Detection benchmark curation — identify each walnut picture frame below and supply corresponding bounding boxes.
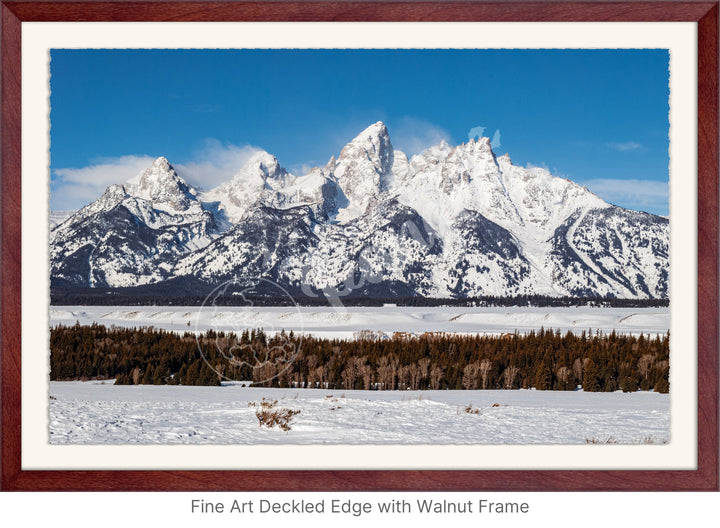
[1,1,717,491]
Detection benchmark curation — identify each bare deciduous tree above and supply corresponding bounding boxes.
[557,365,571,384]
[503,365,519,389]
[398,364,412,390]
[637,354,656,380]
[572,358,584,382]
[429,365,444,390]
[479,359,492,389]
[462,362,480,390]
[309,365,326,389]
[253,360,278,386]
[418,358,431,386]
[358,357,373,390]
[341,356,365,390]
[409,363,423,390]
[377,355,398,390]
[214,363,226,383]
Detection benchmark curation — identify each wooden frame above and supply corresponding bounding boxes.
[1,1,717,491]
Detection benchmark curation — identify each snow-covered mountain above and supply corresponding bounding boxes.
[51,157,217,287]
[50,122,669,299]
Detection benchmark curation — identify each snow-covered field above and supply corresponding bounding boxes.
[49,382,669,445]
[49,305,669,338]
[49,306,669,445]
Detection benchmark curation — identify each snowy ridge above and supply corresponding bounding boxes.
[50,122,669,299]
[49,210,76,230]
[50,305,670,339]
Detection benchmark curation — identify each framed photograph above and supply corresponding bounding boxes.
[1,1,717,491]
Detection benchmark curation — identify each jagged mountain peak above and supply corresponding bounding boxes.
[134,156,178,183]
[131,156,180,190]
[408,140,454,169]
[71,182,129,219]
[465,135,492,149]
[127,156,200,212]
[354,120,389,141]
[337,121,393,174]
[332,122,397,221]
[455,136,497,165]
[198,150,298,226]
[152,155,172,169]
[234,150,289,183]
[410,134,496,169]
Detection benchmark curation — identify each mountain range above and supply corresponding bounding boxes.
[50,122,669,301]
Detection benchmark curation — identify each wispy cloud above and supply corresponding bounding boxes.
[50,141,264,210]
[390,117,452,157]
[525,162,572,180]
[51,155,156,211]
[54,155,155,186]
[607,141,644,152]
[583,178,668,215]
[174,139,263,189]
[289,162,320,177]
[525,161,550,171]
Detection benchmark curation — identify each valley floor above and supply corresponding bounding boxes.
[49,382,669,445]
[49,305,670,338]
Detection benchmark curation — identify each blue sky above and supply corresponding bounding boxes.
[50,49,669,215]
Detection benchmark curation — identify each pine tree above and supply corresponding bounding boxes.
[533,361,552,390]
[654,377,670,393]
[184,361,200,386]
[619,375,638,392]
[141,366,153,385]
[582,359,601,392]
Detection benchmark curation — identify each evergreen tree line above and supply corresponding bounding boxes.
[50,323,669,393]
[50,288,669,308]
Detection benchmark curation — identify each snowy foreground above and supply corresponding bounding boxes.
[50,305,670,338]
[49,382,669,445]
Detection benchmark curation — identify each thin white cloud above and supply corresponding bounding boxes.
[583,178,669,214]
[390,117,452,157]
[174,139,263,190]
[51,155,156,211]
[54,155,155,186]
[289,163,319,177]
[607,141,644,152]
[525,162,573,181]
[525,161,550,171]
[51,141,264,210]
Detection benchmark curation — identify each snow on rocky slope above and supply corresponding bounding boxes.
[49,210,76,230]
[50,122,669,299]
[51,157,217,287]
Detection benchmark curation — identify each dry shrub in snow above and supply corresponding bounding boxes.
[249,398,300,432]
